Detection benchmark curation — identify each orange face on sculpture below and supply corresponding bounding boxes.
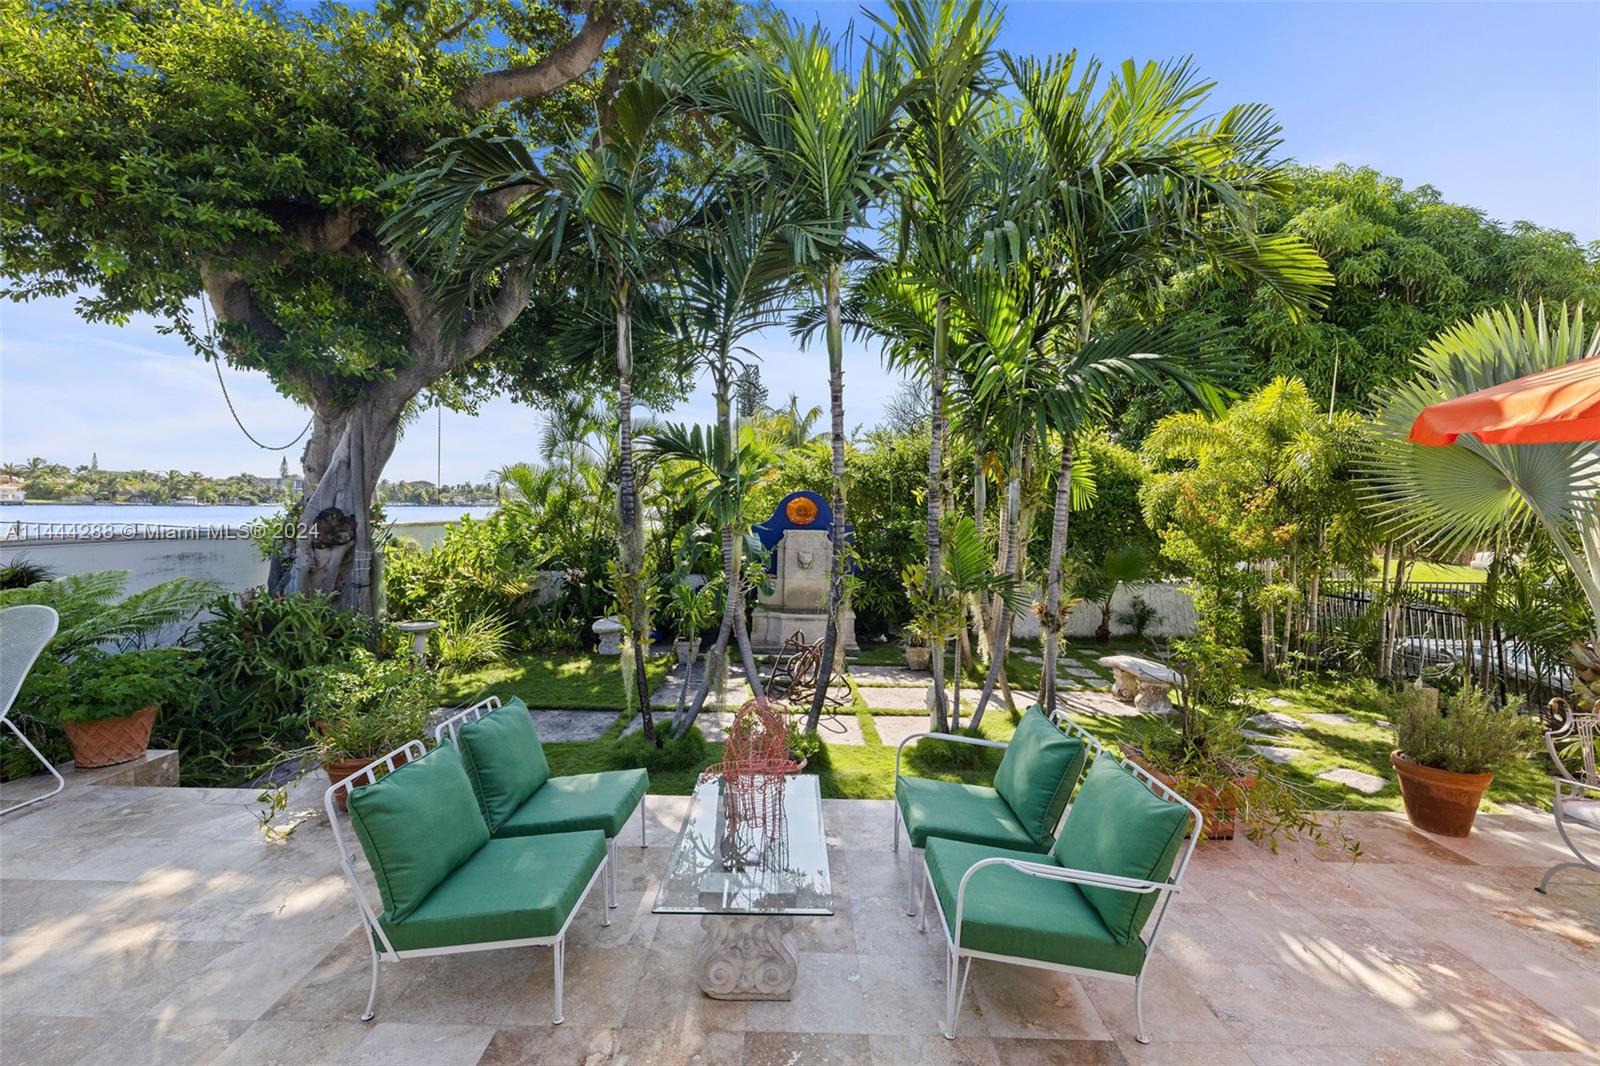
[785,497,819,526]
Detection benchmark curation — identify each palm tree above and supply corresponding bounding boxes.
[666,181,803,723]
[876,0,1000,733]
[385,65,700,743]
[702,18,911,733]
[641,422,779,735]
[1367,304,1600,644]
[990,53,1332,713]
[764,394,824,447]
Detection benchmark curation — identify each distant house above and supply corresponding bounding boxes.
[0,476,23,503]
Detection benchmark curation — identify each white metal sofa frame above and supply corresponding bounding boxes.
[432,696,648,916]
[1,605,63,816]
[923,748,1202,1043]
[325,740,611,1025]
[1537,703,1599,892]
[891,711,1107,921]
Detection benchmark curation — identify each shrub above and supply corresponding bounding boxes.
[1395,681,1541,776]
[903,727,1000,774]
[609,727,708,773]
[307,650,438,762]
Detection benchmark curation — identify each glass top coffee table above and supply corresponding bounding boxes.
[652,773,832,1000]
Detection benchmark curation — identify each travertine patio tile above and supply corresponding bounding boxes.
[84,1018,249,1065]
[743,953,869,1034]
[4,775,1598,1063]
[872,715,934,749]
[987,1037,1127,1064]
[0,1014,128,1066]
[867,1032,1004,1066]
[963,964,1111,1041]
[213,1019,372,1065]
[812,712,866,745]
[743,1030,874,1065]
[144,939,332,1023]
[344,1021,496,1066]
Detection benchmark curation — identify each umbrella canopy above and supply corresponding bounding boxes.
[1409,355,1600,446]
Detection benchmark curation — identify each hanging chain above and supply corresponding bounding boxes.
[202,298,314,452]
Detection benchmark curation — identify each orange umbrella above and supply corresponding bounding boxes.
[1409,355,1600,446]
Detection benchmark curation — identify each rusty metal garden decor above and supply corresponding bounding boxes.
[765,629,849,708]
[702,699,799,870]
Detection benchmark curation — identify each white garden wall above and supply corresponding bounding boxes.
[1009,580,1196,641]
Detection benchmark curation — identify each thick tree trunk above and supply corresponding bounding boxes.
[1040,441,1073,715]
[807,264,848,733]
[615,291,656,743]
[1377,539,1395,677]
[926,296,951,733]
[279,390,405,609]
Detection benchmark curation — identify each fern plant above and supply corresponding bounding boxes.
[0,570,220,656]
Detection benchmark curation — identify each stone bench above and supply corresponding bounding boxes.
[1097,654,1181,715]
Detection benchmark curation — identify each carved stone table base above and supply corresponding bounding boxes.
[694,914,799,1000]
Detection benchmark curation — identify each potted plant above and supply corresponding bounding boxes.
[1390,679,1539,837]
[28,647,199,768]
[901,621,931,672]
[1121,638,1356,853]
[305,649,437,809]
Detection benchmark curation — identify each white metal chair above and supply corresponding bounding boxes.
[1,604,63,816]
[1537,704,1599,892]
[326,741,611,1024]
[892,709,1106,922]
[924,751,1202,1044]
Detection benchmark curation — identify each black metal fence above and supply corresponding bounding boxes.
[1314,579,1573,707]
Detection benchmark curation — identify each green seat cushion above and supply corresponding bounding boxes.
[924,837,1145,976]
[348,744,489,923]
[456,697,550,832]
[1052,753,1192,945]
[378,831,606,952]
[496,769,648,840]
[992,706,1089,847]
[895,775,1039,852]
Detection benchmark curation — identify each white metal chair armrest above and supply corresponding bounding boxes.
[432,695,503,745]
[952,856,1174,939]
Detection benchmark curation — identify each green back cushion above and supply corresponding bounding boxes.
[347,744,489,921]
[1052,753,1192,944]
[457,697,549,831]
[992,707,1089,845]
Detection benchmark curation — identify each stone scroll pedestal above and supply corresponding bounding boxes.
[694,914,799,1000]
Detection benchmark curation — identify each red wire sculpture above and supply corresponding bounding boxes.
[702,699,799,869]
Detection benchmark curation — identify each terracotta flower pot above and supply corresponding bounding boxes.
[325,748,412,812]
[1390,750,1492,838]
[1124,750,1254,840]
[61,704,157,769]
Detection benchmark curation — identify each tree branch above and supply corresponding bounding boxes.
[457,6,616,110]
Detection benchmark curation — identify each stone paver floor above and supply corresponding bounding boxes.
[2,768,1597,1065]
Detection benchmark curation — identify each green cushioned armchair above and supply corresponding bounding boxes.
[893,706,1101,922]
[923,751,1201,1044]
[433,696,649,915]
[325,741,611,1026]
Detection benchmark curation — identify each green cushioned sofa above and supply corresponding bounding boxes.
[433,696,649,916]
[922,749,1202,1044]
[325,740,612,1026]
[892,706,1101,921]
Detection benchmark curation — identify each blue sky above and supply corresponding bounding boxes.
[3,1,1596,482]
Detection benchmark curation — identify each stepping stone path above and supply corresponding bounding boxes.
[1318,767,1388,795]
[849,665,930,688]
[1062,665,1104,680]
[1267,697,1292,708]
[871,716,931,749]
[1062,691,1146,718]
[1307,712,1360,728]
[1251,744,1302,765]
[535,709,626,742]
[809,713,866,746]
[1246,711,1306,733]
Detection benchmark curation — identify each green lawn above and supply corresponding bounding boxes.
[445,648,1553,813]
[441,652,673,710]
[1075,674,1551,814]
